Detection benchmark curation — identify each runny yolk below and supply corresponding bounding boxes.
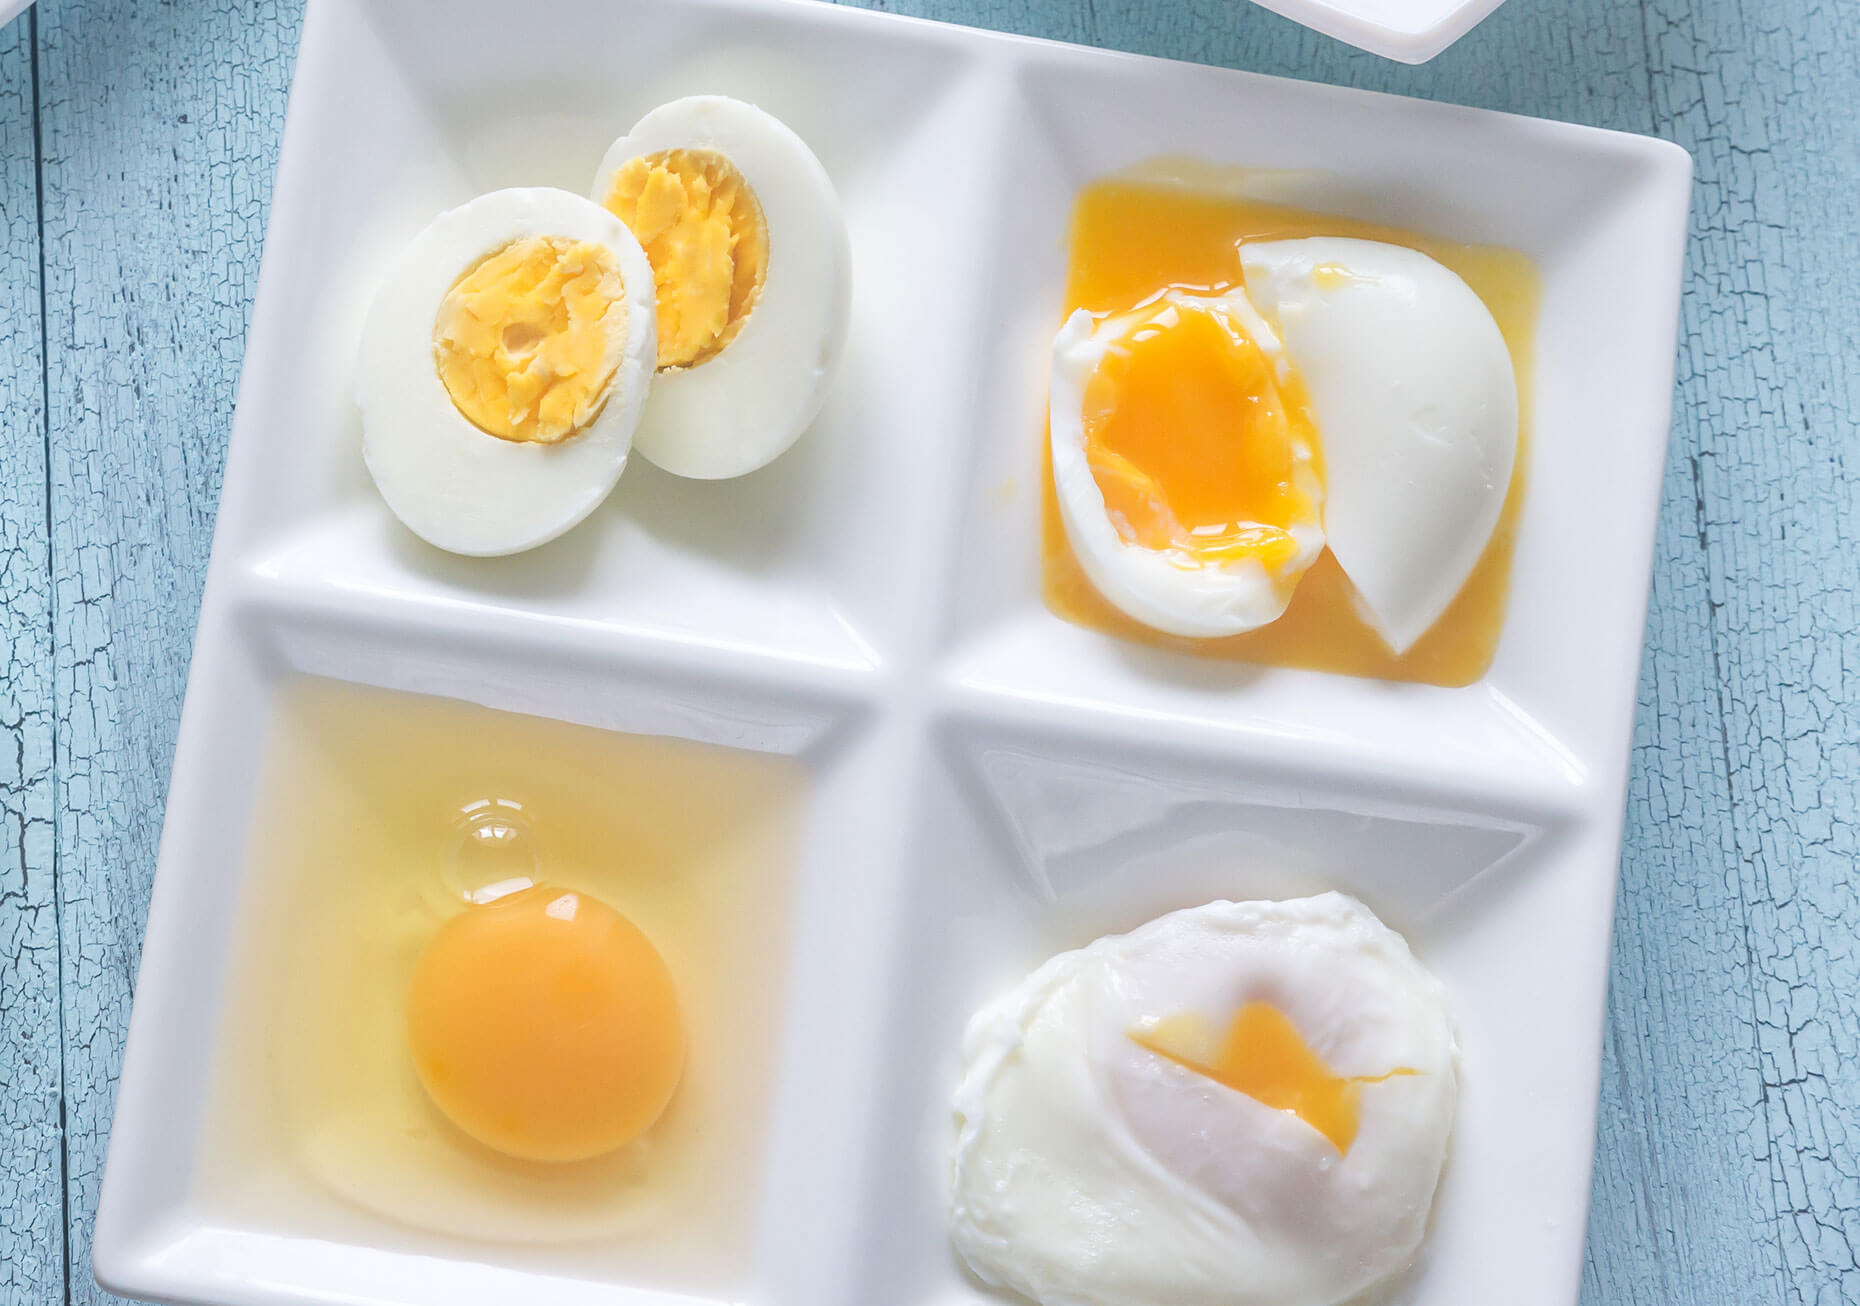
[603,148,769,370]
[406,885,684,1164]
[1045,177,1539,687]
[1083,303,1319,573]
[1130,1001,1413,1154]
[433,236,627,445]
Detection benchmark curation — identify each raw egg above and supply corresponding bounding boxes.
[407,885,684,1164]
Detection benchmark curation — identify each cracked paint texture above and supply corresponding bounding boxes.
[27,0,302,1302]
[0,0,1857,1303]
[1,12,62,1306]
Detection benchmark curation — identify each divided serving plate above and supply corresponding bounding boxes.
[92,1,1692,1304]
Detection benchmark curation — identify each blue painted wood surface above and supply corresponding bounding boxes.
[0,0,1854,1302]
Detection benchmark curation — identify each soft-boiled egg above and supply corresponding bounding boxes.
[1050,233,1518,653]
[592,96,850,479]
[357,187,657,556]
[1240,238,1519,653]
[1050,292,1327,638]
[407,884,684,1164]
[949,894,1457,1306]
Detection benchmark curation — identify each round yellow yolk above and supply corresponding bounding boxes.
[603,149,768,370]
[433,236,627,445]
[1131,1002,1414,1155]
[406,885,684,1163]
[1082,304,1319,571]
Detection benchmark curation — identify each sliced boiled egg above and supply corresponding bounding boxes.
[356,187,657,556]
[592,96,850,480]
[1240,238,1519,654]
[1049,292,1327,638]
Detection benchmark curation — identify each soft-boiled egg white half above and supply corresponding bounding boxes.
[950,894,1458,1306]
[593,95,851,480]
[1052,236,1518,652]
[357,187,657,557]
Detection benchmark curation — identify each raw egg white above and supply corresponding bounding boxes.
[592,96,851,479]
[949,894,1457,1306]
[1049,292,1326,638]
[1240,238,1519,653]
[356,187,657,556]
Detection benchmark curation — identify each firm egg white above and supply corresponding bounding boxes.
[1240,238,1520,654]
[355,187,657,557]
[592,96,851,480]
[1049,294,1327,638]
[949,894,1458,1306]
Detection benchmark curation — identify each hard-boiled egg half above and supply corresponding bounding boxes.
[950,894,1457,1306]
[358,187,657,557]
[1052,236,1518,653]
[592,95,851,480]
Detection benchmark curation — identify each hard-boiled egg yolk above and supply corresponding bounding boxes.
[432,237,627,445]
[603,148,768,370]
[1083,304,1319,572]
[1131,1001,1412,1154]
[406,885,684,1163]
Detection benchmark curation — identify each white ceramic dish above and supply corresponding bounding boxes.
[92,0,1691,1304]
[1250,0,1510,63]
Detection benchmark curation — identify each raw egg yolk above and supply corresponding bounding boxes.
[406,885,684,1163]
[603,148,768,370]
[1083,304,1319,572]
[433,236,627,445]
[1131,1001,1411,1154]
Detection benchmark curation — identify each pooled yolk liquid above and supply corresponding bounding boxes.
[406,885,685,1164]
[433,236,627,445]
[603,148,769,370]
[1048,179,1541,687]
[1085,302,1319,573]
[1131,1001,1415,1155]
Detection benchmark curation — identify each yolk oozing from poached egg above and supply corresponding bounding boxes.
[1083,302,1318,572]
[603,149,769,370]
[1047,177,1540,687]
[406,885,684,1164]
[1131,1001,1414,1155]
[433,237,628,445]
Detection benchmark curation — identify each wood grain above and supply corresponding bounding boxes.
[31,1,301,1300]
[1639,1,1860,1300]
[2,0,1857,1302]
[0,13,63,1306]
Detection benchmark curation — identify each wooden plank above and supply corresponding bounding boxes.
[33,0,301,1300]
[1587,428,1787,1302]
[0,11,65,1306]
[1637,1,1860,1301]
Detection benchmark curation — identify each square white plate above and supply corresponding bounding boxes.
[92,1,1692,1304]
